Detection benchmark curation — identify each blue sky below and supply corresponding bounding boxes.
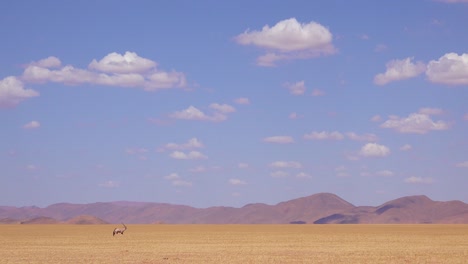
[1,0,468,208]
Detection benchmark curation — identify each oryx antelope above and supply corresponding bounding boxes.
[113,223,127,236]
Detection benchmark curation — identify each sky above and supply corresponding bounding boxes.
[1,0,468,208]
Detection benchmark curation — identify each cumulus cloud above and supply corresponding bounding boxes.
[374,57,426,85]
[304,131,344,140]
[311,88,325,96]
[23,120,40,129]
[22,51,186,91]
[400,144,413,151]
[269,161,302,169]
[164,173,192,186]
[304,131,377,142]
[404,176,434,184]
[189,166,207,173]
[296,172,312,178]
[235,18,336,66]
[263,136,294,144]
[380,109,450,134]
[30,56,62,68]
[170,104,235,122]
[284,81,306,95]
[0,76,39,108]
[371,115,382,122]
[169,151,207,160]
[426,53,468,85]
[289,112,300,119]
[229,178,247,185]
[359,143,390,157]
[164,138,204,151]
[88,51,157,74]
[209,103,236,114]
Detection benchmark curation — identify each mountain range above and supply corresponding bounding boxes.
[1,193,468,224]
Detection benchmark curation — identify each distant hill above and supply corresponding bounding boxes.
[65,215,109,224]
[20,216,61,224]
[1,193,467,224]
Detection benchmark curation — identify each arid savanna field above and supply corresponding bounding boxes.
[1,224,467,263]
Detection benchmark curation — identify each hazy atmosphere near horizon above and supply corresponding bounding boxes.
[1,0,467,208]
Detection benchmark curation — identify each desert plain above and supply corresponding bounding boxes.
[1,224,468,263]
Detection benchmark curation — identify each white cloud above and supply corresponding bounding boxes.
[22,51,186,91]
[170,104,234,122]
[172,180,192,187]
[371,115,382,122]
[374,57,426,85]
[284,81,306,95]
[263,136,294,144]
[209,103,236,114]
[165,173,180,180]
[296,172,312,178]
[0,76,39,108]
[235,18,336,66]
[30,56,62,68]
[404,176,434,184]
[359,143,390,157]
[169,151,207,160]
[269,161,302,169]
[189,166,207,173]
[456,161,468,168]
[400,144,413,151]
[376,170,394,177]
[345,132,378,142]
[311,88,325,96]
[426,53,468,85]
[164,173,192,186]
[270,170,289,178]
[304,131,376,141]
[99,180,119,188]
[23,121,40,129]
[88,51,157,74]
[234,97,250,105]
[170,106,211,121]
[229,178,247,185]
[304,131,344,140]
[380,112,449,134]
[289,112,300,119]
[164,138,204,150]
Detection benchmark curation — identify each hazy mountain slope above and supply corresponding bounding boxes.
[2,193,468,224]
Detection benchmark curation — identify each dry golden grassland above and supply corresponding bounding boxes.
[1,224,467,263]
